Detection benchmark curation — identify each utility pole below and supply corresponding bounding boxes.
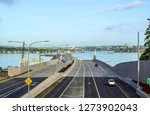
[8,41,26,59]
[137,32,140,86]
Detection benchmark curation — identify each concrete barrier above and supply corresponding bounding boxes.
[113,60,150,84]
[93,59,113,70]
[22,60,77,98]
[8,59,57,77]
[136,88,149,98]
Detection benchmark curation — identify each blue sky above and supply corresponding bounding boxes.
[0,0,150,46]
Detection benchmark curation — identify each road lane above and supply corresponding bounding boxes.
[0,62,60,98]
[36,60,82,98]
[36,60,141,98]
[60,61,83,98]
[84,61,100,98]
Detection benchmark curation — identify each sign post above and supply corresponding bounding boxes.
[25,77,33,96]
[147,78,150,86]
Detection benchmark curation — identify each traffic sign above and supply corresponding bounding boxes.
[25,77,32,85]
[147,78,150,85]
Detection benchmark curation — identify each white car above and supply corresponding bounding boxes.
[108,79,116,86]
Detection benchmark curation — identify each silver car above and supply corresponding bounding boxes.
[108,79,116,86]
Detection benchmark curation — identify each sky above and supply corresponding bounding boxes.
[0,0,150,46]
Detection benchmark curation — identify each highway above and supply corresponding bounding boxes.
[37,60,140,98]
[0,62,63,98]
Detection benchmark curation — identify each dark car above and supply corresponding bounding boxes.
[95,64,98,67]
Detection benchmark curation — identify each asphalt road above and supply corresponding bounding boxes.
[0,63,59,98]
[39,60,140,98]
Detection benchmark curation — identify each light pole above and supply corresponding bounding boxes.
[44,44,69,72]
[27,40,49,95]
[8,41,26,59]
[137,32,140,86]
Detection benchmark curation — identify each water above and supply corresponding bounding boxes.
[73,51,138,66]
[0,51,138,69]
[0,53,52,69]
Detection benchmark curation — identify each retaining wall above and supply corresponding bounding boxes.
[113,60,150,84]
[8,59,57,77]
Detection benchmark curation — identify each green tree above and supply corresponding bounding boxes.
[140,19,150,60]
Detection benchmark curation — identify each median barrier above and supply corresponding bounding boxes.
[22,60,77,98]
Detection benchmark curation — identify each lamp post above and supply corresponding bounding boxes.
[8,41,26,59]
[27,40,49,95]
[44,44,69,72]
[137,32,140,86]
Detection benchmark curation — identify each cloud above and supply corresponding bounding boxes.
[99,1,148,13]
[104,24,130,31]
[0,0,16,4]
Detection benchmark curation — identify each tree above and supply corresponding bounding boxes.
[140,19,150,60]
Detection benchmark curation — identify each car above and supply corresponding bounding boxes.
[95,63,98,67]
[107,79,116,86]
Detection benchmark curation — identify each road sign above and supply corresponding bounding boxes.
[25,77,32,85]
[147,78,150,85]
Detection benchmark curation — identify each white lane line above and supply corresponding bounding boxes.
[0,64,57,97]
[0,68,51,93]
[116,83,129,98]
[59,60,82,98]
[81,61,85,98]
[86,61,101,98]
[97,62,119,78]
[0,81,23,92]
[1,84,27,98]
[99,63,118,77]
[98,65,111,77]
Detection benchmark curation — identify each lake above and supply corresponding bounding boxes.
[0,51,138,69]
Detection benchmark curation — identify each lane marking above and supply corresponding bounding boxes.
[0,69,52,93]
[98,65,111,77]
[1,84,27,98]
[116,83,129,98]
[39,78,64,98]
[81,61,85,98]
[86,61,101,98]
[47,61,79,98]
[96,61,119,78]
[0,81,23,92]
[59,60,82,98]
[0,62,58,97]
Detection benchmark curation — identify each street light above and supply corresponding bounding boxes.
[27,40,49,95]
[44,44,69,72]
[137,32,140,86]
[8,41,26,59]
